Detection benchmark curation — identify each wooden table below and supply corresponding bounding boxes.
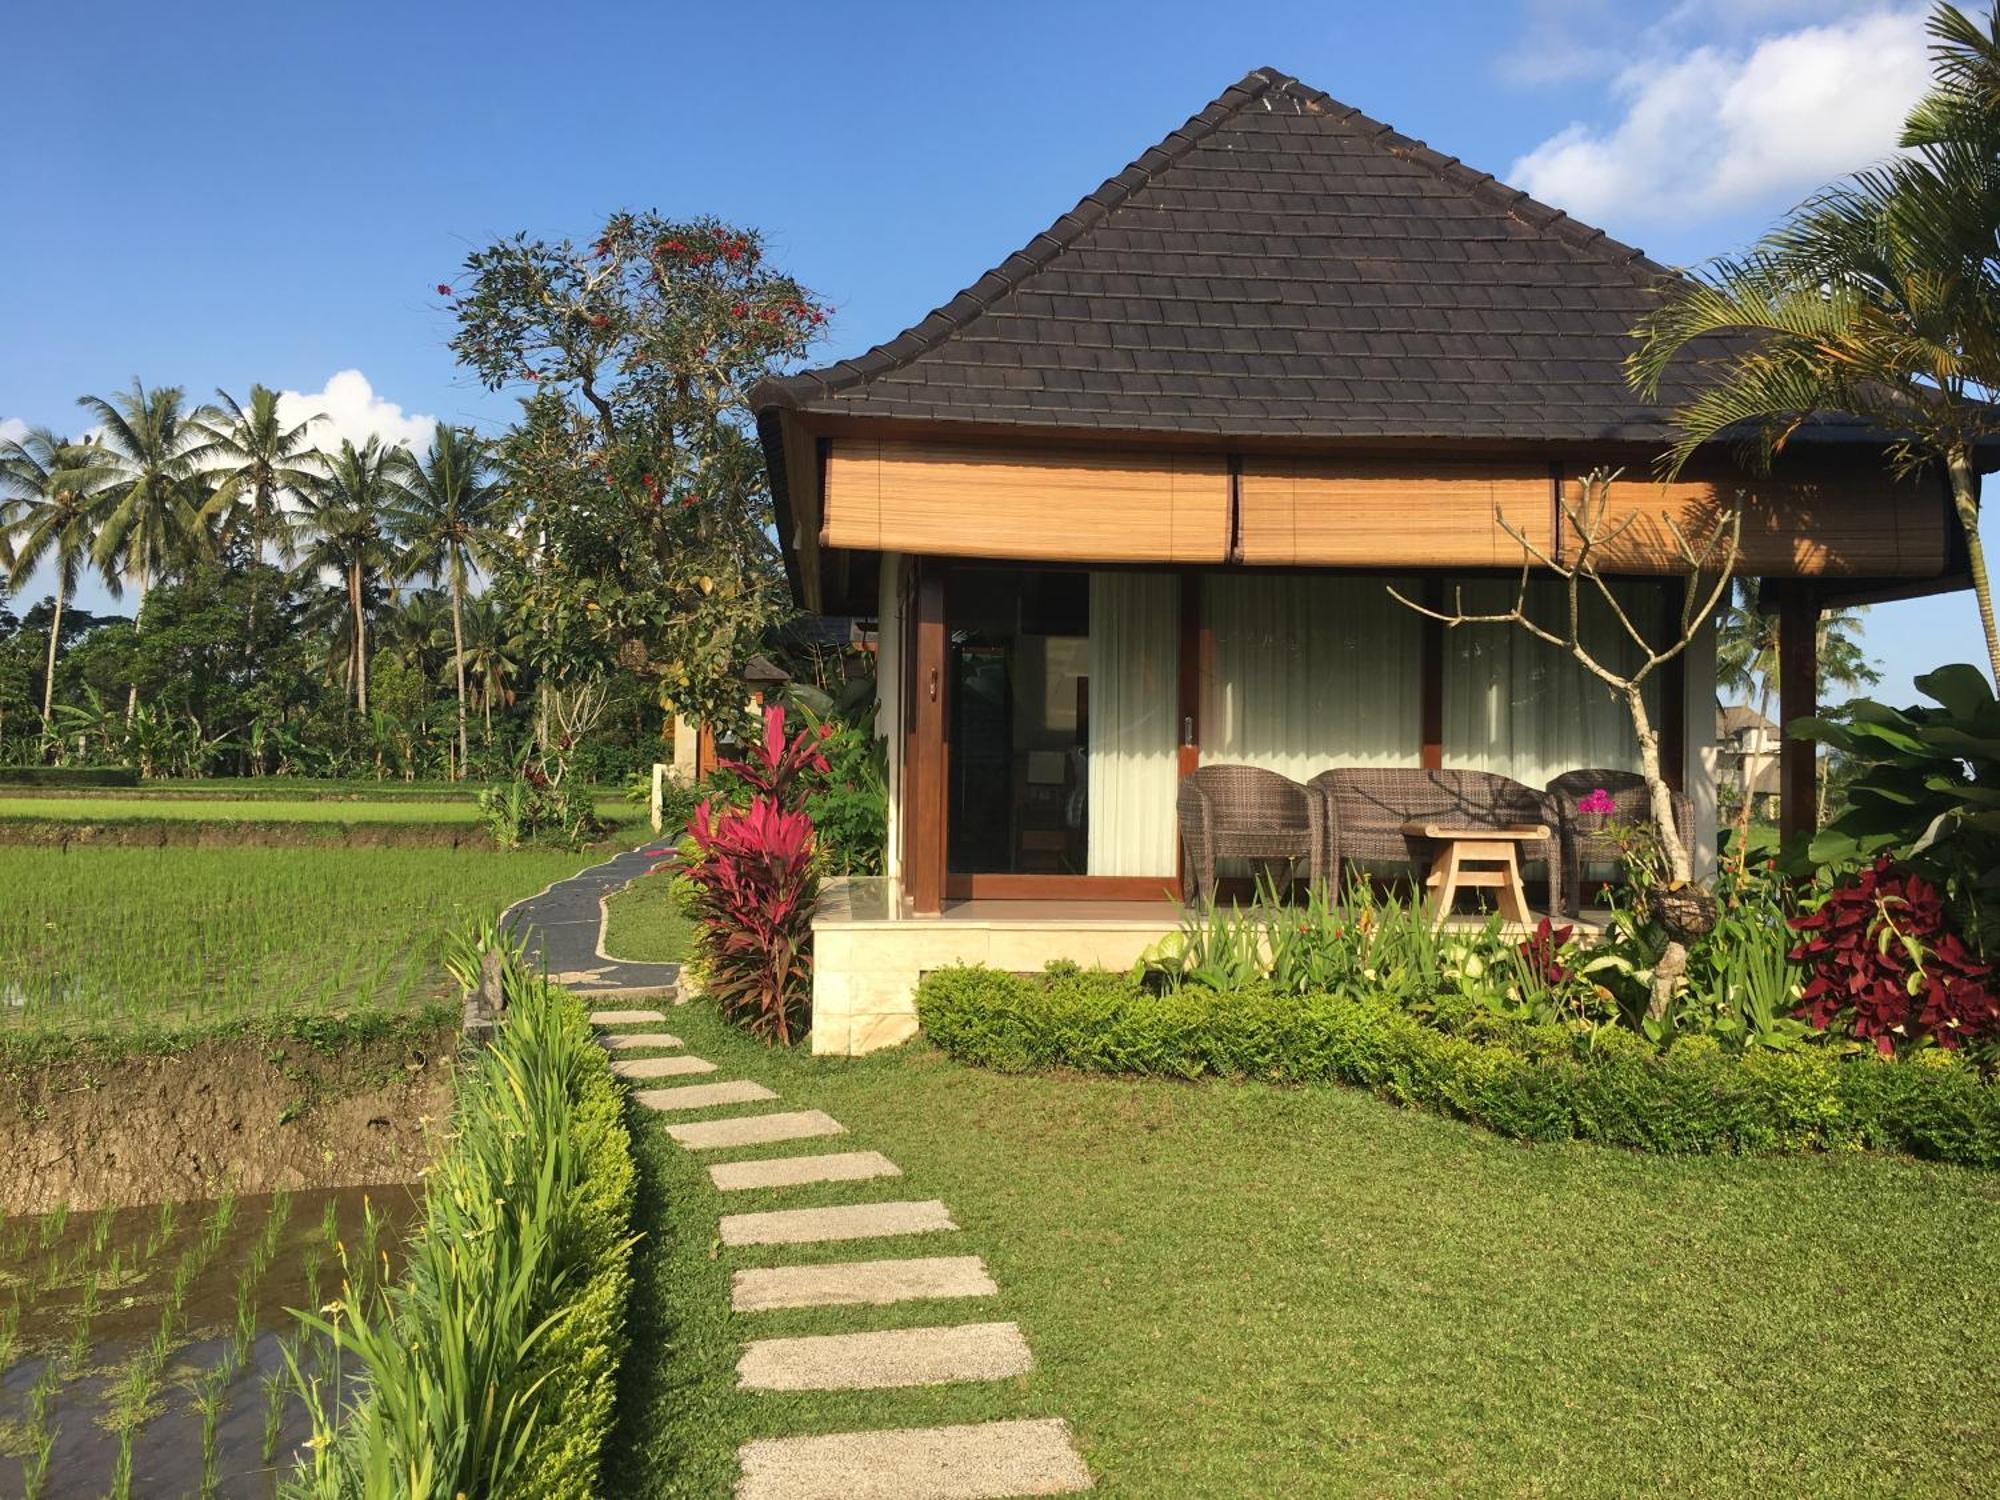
[1400,822,1550,928]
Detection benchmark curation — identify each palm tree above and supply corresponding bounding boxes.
[1717,581,1880,724]
[79,379,213,717]
[385,427,507,778]
[0,430,120,720]
[1629,2,2000,686]
[194,385,323,622]
[460,592,522,742]
[290,438,399,715]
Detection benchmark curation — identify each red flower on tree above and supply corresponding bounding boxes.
[436,283,453,296]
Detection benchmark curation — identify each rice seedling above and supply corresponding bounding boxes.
[0,845,603,1034]
[61,1272,99,1377]
[0,1297,20,1368]
[320,1197,339,1249]
[20,1368,59,1500]
[89,1207,114,1256]
[260,1350,292,1462]
[192,1350,236,1499]
[109,1427,134,1500]
[37,1201,68,1248]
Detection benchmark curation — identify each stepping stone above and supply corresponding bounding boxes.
[708,1150,901,1192]
[719,1200,956,1248]
[664,1110,843,1150]
[732,1255,998,1312]
[738,1321,1032,1391]
[636,1080,776,1113]
[589,1008,666,1025]
[609,1053,716,1080]
[598,1032,683,1050]
[737,1419,1092,1500]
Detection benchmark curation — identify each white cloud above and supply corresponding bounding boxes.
[0,417,28,447]
[1507,7,1930,225]
[274,369,437,458]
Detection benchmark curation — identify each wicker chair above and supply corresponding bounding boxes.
[1175,765,1323,905]
[1307,767,1566,917]
[1546,769,1694,915]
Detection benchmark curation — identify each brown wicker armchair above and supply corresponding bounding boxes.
[1307,767,1567,917]
[1546,769,1694,915]
[1176,765,1323,905]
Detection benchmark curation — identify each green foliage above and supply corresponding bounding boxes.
[801,717,886,876]
[1795,663,2000,954]
[918,964,2000,1165]
[449,211,827,731]
[478,773,607,851]
[289,940,635,1498]
[0,764,138,787]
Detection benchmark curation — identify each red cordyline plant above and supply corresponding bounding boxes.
[1788,857,2000,1056]
[685,705,829,1045]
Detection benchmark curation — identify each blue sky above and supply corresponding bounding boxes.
[0,0,1981,703]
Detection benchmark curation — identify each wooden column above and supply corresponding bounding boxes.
[906,562,949,915]
[1778,582,1819,845]
[1419,577,1445,769]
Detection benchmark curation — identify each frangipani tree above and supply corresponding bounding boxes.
[1392,469,1742,1020]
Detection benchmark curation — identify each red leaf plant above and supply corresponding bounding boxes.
[684,705,830,1045]
[1517,917,1574,988]
[1787,857,2000,1055]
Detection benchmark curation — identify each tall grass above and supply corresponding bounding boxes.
[0,846,598,1033]
[288,942,635,1499]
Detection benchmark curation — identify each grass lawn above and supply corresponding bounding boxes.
[601,865,696,964]
[0,845,604,1036]
[605,1001,2000,1498]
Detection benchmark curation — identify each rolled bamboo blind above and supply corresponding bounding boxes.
[821,439,1230,562]
[1237,456,1555,567]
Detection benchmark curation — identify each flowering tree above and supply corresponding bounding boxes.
[447,212,828,734]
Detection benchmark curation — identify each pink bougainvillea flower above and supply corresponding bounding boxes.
[1577,787,1617,816]
[435,283,453,296]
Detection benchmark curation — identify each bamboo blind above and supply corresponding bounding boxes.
[1559,471,1945,577]
[821,439,1231,563]
[1237,456,1556,567]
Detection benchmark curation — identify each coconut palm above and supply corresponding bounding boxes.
[1629,1,2000,686]
[1717,581,1880,723]
[0,429,120,720]
[460,592,522,741]
[79,379,213,717]
[289,438,400,715]
[385,427,507,778]
[194,385,323,618]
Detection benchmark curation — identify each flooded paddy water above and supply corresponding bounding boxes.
[0,1184,420,1497]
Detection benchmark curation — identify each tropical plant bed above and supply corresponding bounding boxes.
[606,1000,2000,1498]
[0,1183,419,1498]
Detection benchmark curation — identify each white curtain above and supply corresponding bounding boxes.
[1443,577,1658,787]
[1201,574,1423,776]
[1087,573,1180,875]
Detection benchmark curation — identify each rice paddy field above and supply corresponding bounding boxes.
[0,793,636,824]
[0,844,603,1035]
[0,1185,416,1498]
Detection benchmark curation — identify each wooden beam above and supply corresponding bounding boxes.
[907,562,949,915]
[1778,582,1819,845]
[1419,577,1444,770]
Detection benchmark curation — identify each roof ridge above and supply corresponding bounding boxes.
[759,67,1295,407]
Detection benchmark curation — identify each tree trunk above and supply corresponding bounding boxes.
[449,574,469,781]
[42,578,64,722]
[349,563,369,716]
[1627,685,1692,1023]
[1948,447,2000,688]
[125,567,147,725]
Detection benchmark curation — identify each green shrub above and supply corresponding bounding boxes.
[289,944,635,1497]
[917,965,2000,1167]
[0,765,140,787]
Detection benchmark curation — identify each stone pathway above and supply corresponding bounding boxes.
[502,844,683,998]
[509,846,1091,1498]
[592,1015,1094,1498]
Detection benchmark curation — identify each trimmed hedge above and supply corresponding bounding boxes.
[293,957,636,1497]
[917,966,2000,1168]
[0,765,139,787]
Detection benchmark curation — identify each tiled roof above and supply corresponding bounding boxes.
[754,67,1836,445]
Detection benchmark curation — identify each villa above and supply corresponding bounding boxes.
[752,68,1971,1054]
